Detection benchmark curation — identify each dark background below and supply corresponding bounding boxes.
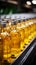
[0,0,36,14]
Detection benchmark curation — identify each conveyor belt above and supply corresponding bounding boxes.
[11,37,36,65]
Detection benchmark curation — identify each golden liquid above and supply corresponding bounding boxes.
[10,30,21,48]
[0,18,36,63]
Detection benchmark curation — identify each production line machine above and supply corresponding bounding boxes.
[0,14,36,65]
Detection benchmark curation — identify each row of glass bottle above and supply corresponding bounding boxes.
[0,17,36,63]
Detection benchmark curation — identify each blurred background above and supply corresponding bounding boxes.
[0,0,36,14]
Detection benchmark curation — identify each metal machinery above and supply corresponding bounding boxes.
[0,14,36,65]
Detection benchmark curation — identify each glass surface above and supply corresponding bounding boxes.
[0,16,36,65]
